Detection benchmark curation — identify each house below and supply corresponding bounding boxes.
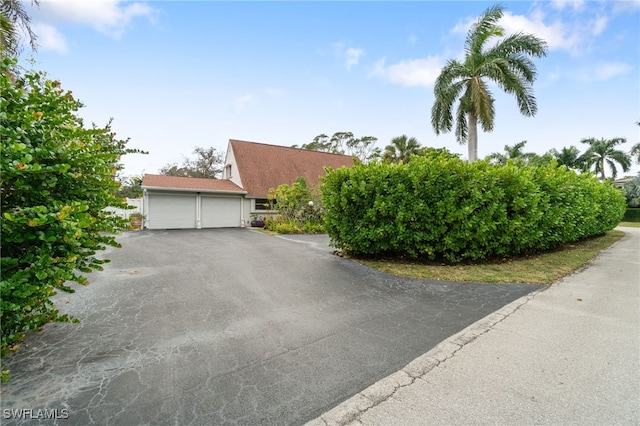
[141,139,355,229]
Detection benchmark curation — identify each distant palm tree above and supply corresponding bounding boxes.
[0,0,39,58]
[579,137,631,180]
[631,143,640,163]
[383,135,421,163]
[431,4,547,162]
[548,146,583,170]
[486,140,538,166]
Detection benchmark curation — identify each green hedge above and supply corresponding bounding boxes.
[322,155,626,262]
[622,208,640,222]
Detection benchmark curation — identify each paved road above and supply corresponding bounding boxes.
[1,229,538,425]
[308,227,640,425]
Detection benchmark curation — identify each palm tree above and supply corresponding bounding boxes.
[486,140,538,166]
[631,143,640,163]
[382,135,421,163]
[431,4,547,162]
[0,0,39,58]
[548,145,584,170]
[579,137,631,180]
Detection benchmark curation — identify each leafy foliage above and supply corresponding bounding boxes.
[115,174,143,198]
[431,4,547,162]
[295,131,380,163]
[0,0,39,58]
[578,137,631,180]
[547,145,584,171]
[159,146,224,179]
[266,177,324,233]
[0,58,143,356]
[322,153,625,262]
[623,177,640,208]
[382,135,421,164]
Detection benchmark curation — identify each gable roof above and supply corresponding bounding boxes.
[142,174,246,194]
[228,139,355,196]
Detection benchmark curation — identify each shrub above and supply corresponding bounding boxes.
[1,58,143,356]
[322,154,625,262]
[622,208,640,222]
[266,177,325,234]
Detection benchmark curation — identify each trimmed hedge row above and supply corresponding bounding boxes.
[322,155,626,262]
[622,208,640,222]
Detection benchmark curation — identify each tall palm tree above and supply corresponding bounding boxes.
[382,135,421,163]
[0,0,39,58]
[431,4,547,162]
[579,137,631,180]
[548,145,583,170]
[486,140,538,165]
[631,143,640,164]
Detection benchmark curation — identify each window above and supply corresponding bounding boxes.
[253,198,274,211]
[225,165,232,178]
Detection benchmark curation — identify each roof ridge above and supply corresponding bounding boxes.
[229,139,355,159]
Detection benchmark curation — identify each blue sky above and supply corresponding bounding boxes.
[21,0,640,178]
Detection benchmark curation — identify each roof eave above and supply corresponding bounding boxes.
[142,185,247,195]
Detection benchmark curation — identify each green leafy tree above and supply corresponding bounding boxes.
[623,177,640,208]
[579,137,631,180]
[1,0,39,58]
[382,135,421,163]
[547,146,584,170]
[486,140,540,166]
[159,146,224,179]
[295,131,380,163]
[1,58,144,359]
[115,174,144,198]
[431,4,547,162]
[631,120,640,163]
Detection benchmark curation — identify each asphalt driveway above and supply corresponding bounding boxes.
[1,229,539,425]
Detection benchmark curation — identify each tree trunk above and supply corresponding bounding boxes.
[600,159,606,180]
[467,112,478,162]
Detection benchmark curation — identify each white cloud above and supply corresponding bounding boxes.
[37,1,156,38]
[579,62,633,82]
[345,47,364,70]
[333,42,365,70]
[370,56,443,87]
[31,22,67,53]
[550,0,586,11]
[234,94,255,111]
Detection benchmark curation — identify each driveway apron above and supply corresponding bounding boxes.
[0,229,539,425]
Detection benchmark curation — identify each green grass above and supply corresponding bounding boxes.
[356,230,625,284]
[618,222,640,228]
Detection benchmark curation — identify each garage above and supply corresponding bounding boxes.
[142,175,246,230]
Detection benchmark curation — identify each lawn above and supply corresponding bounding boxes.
[618,222,640,228]
[356,230,625,285]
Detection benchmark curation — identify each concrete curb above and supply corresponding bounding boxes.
[304,286,547,426]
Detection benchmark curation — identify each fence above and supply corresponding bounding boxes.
[105,198,143,220]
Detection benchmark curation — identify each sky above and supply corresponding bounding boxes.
[18,0,640,178]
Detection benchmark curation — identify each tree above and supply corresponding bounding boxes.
[631,120,640,163]
[631,143,640,164]
[578,137,631,180]
[116,174,144,198]
[431,4,547,162]
[547,146,584,170]
[1,0,39,58]
[382,135,421,163]
[1,58,144,358]
[623,177,640,208]
[159,146,224,179]
[486,140,539,166]
[295,131,380,163]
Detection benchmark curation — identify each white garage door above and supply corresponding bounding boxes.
[201,196,241,228]
[148,194,197,229]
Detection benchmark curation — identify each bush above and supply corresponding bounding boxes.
[322,154,625,262]
[265,216,325,234]
[1,58,142,356]
[265,177,325,234]
[622,208,640,222]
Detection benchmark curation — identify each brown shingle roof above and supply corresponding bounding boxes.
[142,174,246,193]
[229,139,355,196]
